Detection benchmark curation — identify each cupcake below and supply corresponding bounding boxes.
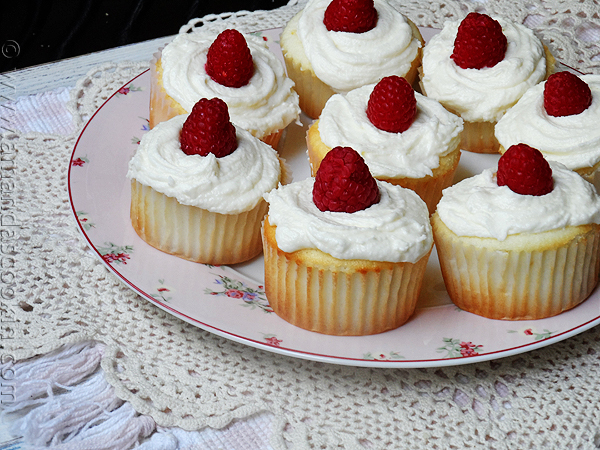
[128,98,285,265]
[496,72,600,190]
[420,12,555,154]
[280,0,424,119]
[432,144,600,320]
[307,75,463,214]
[263,147,433,335]
[150,28,300,148]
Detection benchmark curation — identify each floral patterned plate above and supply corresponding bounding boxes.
[68,27,600,368]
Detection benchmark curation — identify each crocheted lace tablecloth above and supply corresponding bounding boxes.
[2,0,600,448]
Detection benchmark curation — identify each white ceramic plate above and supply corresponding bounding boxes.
[68,27,600,368]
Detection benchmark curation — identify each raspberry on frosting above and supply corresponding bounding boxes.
[366,75,417,133]
[543,71,593,117]
[313,146,380,213]
[205,29,254,88]
[497,143,553,196]
[323,0,378,33]
[451,12,507,69]
[179,98,238,158]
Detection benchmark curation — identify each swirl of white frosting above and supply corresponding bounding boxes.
[264,178,433,263]
[127,114,281,215]
[160,31,300,138]
[318,84,463,178]
[421,18,547,122]
[495,75,600,170]
[436,163,600,241]
[297,0,421,93]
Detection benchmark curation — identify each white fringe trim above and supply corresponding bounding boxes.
[0,342,155,449]
[0,342,274,450]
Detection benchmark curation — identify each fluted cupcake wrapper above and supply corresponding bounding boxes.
[149,50,187,130]
[432,213,600,320]
[459,120,499,154]
[130,180,267,265]
[262,218,431,335]
[282,49,335,120]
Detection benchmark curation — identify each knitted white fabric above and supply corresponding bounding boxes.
[2,0,600,448]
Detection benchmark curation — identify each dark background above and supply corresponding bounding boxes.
[0,0,289,73]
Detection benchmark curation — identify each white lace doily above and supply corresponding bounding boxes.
[3,0,600,448]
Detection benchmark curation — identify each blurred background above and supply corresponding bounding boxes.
[0,0,290,73]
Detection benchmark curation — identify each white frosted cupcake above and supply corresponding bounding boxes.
[128,98,285,265]
[496,73,600,189]
[307,76,463,214]
[420,12,554,153]
[151,28,300,148]
[432,144,600,320]
[280,0,423,119]
[263,147,432,335]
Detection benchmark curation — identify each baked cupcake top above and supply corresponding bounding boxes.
[264,177,432,263]
[127,113,281,215]
[421,17,547,122]
[318,83,463,178]
[495,74,600,171]
[436,162,600,241]
[159,30,300,138]
[296,0,421,93]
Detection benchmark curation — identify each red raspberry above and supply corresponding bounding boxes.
[205,29,254,88]
[497,144,553,196]
[179,98,238,158]
[543,71,593,117]
[451,12,507,69]
[313,147,380,213]
[366,75,417,133]
[323,0,378,34]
